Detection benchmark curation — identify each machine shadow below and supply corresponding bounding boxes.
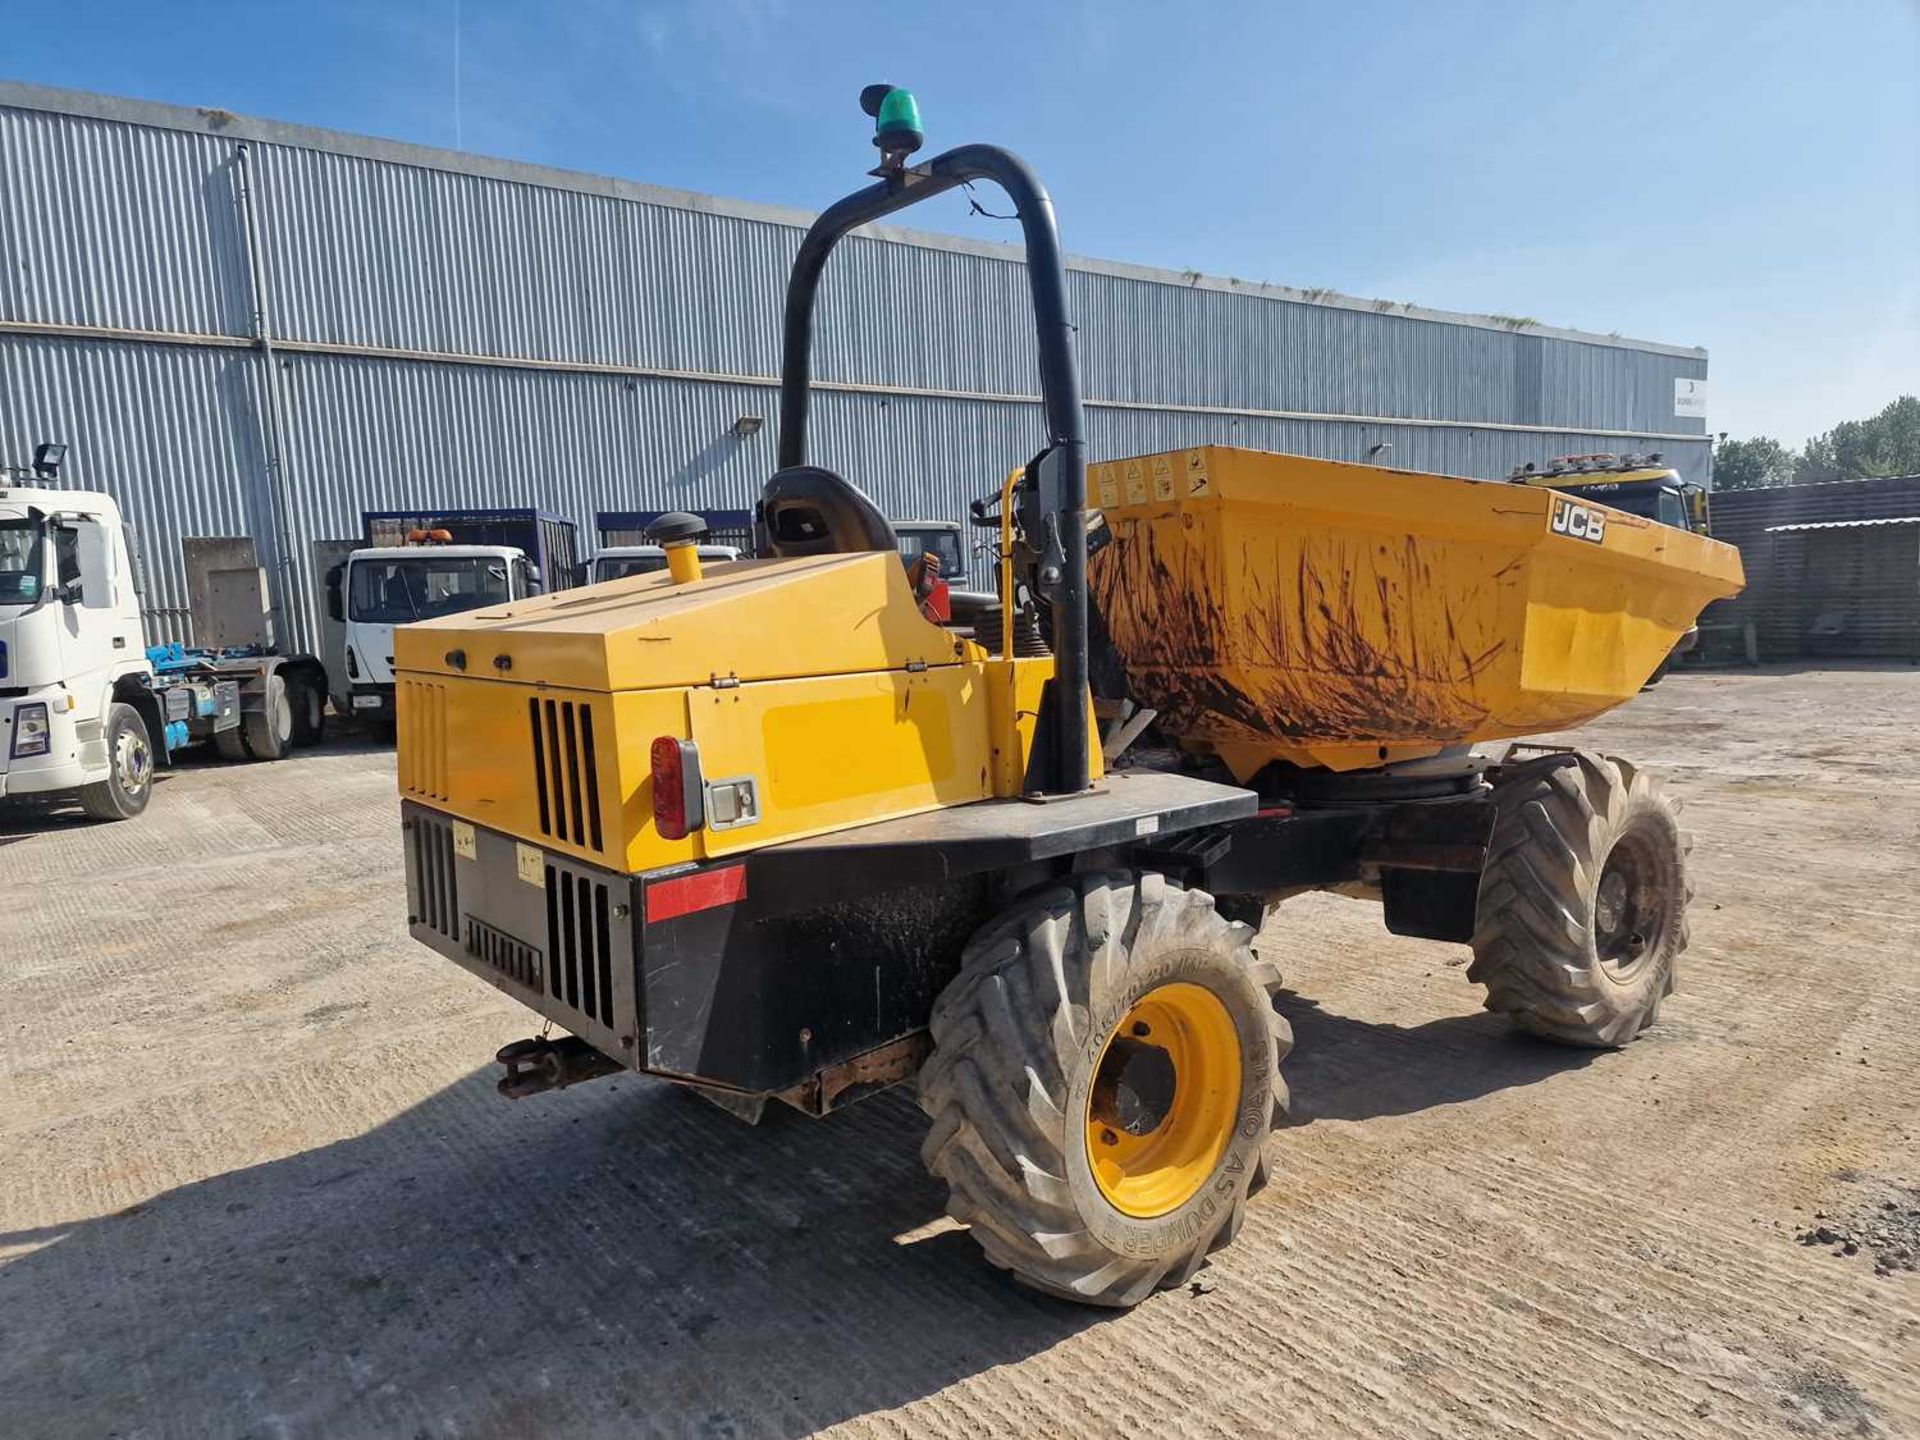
[1273,991,1602,1125]
[0,1068,1102,1438]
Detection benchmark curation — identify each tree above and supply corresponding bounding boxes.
[1795,395,1920,483]
[1713,434,1796,491]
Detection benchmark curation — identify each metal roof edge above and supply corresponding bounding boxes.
[0,78,1707,362]
[1764,517,1920,532]
[1726,474,1920,495]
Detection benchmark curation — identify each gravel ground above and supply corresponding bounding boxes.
[1,666,1916,1439]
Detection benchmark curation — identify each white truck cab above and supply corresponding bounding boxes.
[0,479,155,817]
[334,542,542,733]
[589,543,742,584]
[4,445,333,821]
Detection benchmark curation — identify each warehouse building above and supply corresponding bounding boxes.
[0,81,1713,652]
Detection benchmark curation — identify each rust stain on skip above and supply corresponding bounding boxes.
[1089,516,1506,754]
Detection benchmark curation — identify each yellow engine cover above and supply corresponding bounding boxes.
[393,551,1070,872]
[1090,446,1745,777]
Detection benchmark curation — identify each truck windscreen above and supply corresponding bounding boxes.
[349,555,510,623]
[1563,485,1658,521]
[595,555,669,582]
[0,518,44,605]
[1561,483,1691,531]
[898,529,966,581]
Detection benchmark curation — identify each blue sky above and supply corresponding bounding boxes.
[5,1,1916,445]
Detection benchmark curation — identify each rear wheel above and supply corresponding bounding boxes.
[78,703,154,821]
[1469,752,1691,1047]
[918,871,1290,1307]
[242,673,293,760]
[288,673,326,746]
[214,724,249,761]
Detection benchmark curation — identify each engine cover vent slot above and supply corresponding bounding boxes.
[528,697,605,852]
[545,864,615,1028]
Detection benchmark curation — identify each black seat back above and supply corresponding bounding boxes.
[757,466,897,558]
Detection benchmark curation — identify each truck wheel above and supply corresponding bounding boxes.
[241,673,293,761]
[78,703,154,821]
[1470,753,1691,1047]
[214,724,249,761]
[288,674,326,746]
[918,871,1290,1307]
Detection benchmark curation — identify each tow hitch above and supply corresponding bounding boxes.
[495,1035,623,1099]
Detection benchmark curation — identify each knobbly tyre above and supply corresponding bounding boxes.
[390,87,1745,1305]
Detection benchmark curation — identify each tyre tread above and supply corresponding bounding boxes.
[919,871,1288,1306]
[1471,751,1690,1047]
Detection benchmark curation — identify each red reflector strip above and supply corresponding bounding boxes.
[646,864,748,924]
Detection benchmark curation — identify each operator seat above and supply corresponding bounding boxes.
[757,465,897,558]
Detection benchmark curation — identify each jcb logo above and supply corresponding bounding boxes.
[1550,498,1607,545]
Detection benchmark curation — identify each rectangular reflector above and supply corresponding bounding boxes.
[646,864,747,924]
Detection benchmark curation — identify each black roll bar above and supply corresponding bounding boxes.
[777,145,1091,796]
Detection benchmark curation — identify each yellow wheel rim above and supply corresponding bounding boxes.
[1085,981,1243,1218]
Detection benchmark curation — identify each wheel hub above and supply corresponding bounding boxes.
[116,730,151,790]
[1085,982,1242,1219]
[1595,834,1662,979]
[1089,1034,1178,1137]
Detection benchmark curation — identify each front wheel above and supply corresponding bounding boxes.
[1470,752,1692,1047]
[78,702,154,821]
[918,871,1290,1307]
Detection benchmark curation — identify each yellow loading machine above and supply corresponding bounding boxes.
[394,87,1744,1307]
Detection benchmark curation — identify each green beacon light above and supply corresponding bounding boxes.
[860,83,924,160]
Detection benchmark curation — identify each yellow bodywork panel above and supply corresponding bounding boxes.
[1090,445,1745,776]
[399,673,689,870]
[394,550,1079,869]
[686,667,990,858]
[397,551,970,691]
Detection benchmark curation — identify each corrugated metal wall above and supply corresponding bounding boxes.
[0,84,1711,651]
[1702,477,1920,661]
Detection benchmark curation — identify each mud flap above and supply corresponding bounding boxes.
[1381,867,1482,943]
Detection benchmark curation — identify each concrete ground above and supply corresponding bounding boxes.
[1,667,1916,1439]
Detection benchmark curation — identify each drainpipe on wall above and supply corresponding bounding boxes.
[231,141,304,653]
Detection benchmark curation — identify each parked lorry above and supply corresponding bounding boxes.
[326,509,578,735]
[588,542,742,584]
[390,92,1743,1306]
[595,510,964,584]
[1,445,328,821]
[598,509,753,555]
[892,518,969,586]
[364,508,581,585]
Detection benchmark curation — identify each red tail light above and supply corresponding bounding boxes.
[651,736,705,840]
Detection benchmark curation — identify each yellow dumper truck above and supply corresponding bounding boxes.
[391,88,1743,1306]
